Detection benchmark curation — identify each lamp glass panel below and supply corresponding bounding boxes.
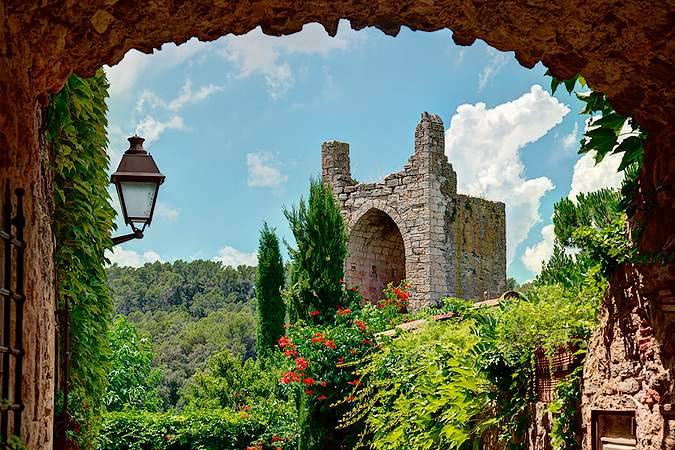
[120,181,157,222]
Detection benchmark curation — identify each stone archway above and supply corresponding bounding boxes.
[346,208,406,302]
[1,2,674,448]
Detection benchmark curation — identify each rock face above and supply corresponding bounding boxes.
[582,265,674,450]
[323,113,506,309]
[0,1,673,448]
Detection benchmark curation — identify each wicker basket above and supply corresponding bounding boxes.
[534,345,580,402]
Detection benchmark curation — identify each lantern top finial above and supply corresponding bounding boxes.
[127,135,147,154]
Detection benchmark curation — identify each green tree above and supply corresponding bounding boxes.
[106,316,161,411]
[284,178,348,323]
[255,223,286,357]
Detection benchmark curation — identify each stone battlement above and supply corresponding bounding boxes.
[322,112,506,310]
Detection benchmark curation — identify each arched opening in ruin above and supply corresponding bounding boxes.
[346,208,406,302]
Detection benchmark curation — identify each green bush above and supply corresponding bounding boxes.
[98,405,298,450]
[341,321,492,450]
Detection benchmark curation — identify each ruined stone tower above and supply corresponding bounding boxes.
[322,112,506,310]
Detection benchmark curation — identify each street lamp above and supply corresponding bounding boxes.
[110,136,165,245]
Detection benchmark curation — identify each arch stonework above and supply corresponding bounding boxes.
[0,2,673,448]
[346,207,408,302]
[325,113,506,310]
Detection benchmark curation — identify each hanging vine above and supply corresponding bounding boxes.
[44,69,116,445]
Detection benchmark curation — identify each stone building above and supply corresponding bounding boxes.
[322,112,506,310]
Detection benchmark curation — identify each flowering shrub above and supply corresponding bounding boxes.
[275,281,412,448]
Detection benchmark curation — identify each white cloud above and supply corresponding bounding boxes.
[105,38,208,97]
[155,202,180,222]
[105,248,163,267]
[521,224,555,274]
[567,151,623,200]
[213,246,257,267]
[561,122,579,151]
[135,115,185,145]
[246,152,288,188]
[167,81,223,111]
[219,21,358,98]
[478,48,509,92]
[445,85,570,264]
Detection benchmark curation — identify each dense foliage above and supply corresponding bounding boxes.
[108,260,258,408]
[256,223,286,357]
[108,260,255,315]
[105,316,161,412]
[343,321,491,450]
[45,70,116,444]
[98,407,298,450]
[284,178,348,324]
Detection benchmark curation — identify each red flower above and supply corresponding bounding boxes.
[280,371,301,384]
[354,320,367,332]
[284,348,298,358]
[349,349,357,355]
[271,436,284,443]
[337,307,351,316]
[278,336,291,348]
[243,405,251,411]
[321,380,327,387]
[324,339,337,349]
[295,357,309,371]
[347,396,355,402]
[361,339,372,345]
[311,332,324,344]
[303,377,316,386]
[347,379,361,386]
[336,357,345,366]
[309,310,320,317]
[317,394,327,401]
[305,389,314,396]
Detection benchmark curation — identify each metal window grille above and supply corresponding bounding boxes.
[0,181,25,447]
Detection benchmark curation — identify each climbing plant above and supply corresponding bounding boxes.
[44,70,116,443]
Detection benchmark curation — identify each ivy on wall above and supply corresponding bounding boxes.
[44,70,116,441]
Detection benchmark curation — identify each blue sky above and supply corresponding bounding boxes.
[105,22,624,283]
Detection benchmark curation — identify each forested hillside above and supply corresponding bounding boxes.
[106,260,257,408]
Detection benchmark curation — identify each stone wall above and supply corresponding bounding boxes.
[322,113,506,309]
[581,265,674,450]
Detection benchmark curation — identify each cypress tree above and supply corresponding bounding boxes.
[255,223,286,358]
[284,178,348,324]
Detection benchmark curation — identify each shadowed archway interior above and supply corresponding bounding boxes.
[346,208,406,302]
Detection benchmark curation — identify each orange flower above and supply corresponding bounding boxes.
[354,320,367,332]
[311,332,324,344]
[278,336,291,348]
[337,307,351,316]
[295,357,309,371]
[324,339,337,349]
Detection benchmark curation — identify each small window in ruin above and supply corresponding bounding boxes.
[351,264,356,272]
[592,410,636,450]
[371,265,377,274]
